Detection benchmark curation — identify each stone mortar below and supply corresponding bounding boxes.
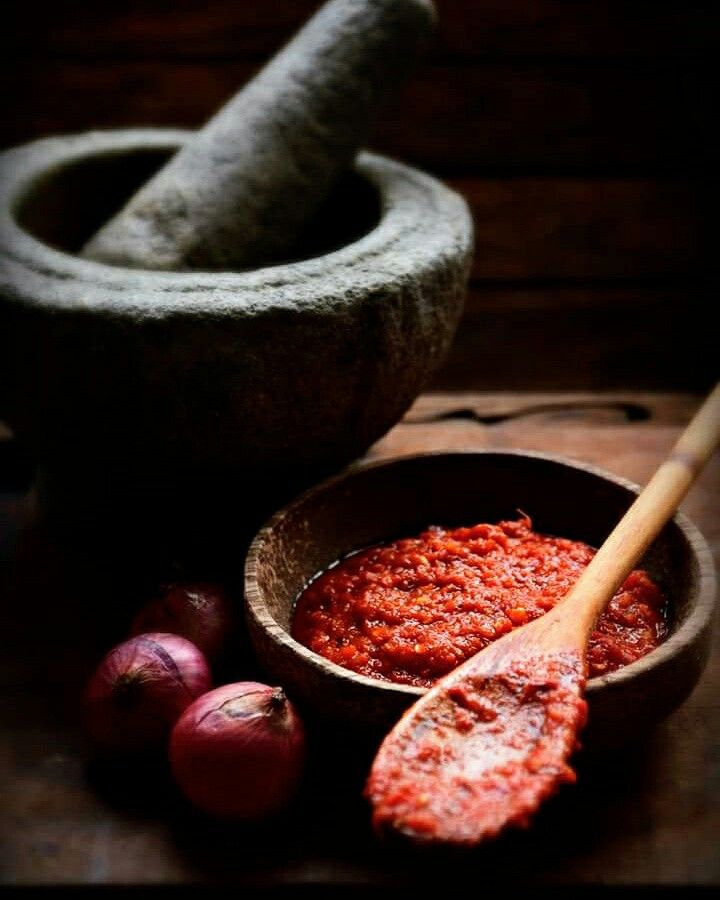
[0,128,473,544]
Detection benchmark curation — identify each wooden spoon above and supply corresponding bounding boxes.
[366,383,720,846]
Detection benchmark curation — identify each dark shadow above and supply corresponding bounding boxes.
[407,400,652,426]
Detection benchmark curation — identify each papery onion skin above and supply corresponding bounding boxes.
[169,681,306,819]
[130,582,234,663]
[83,633,212,755]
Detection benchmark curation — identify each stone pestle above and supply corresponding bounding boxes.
[0,0,473,564]
[82,0,436,272]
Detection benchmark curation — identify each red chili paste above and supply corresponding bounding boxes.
[366,650,587,845]
[292,516,667,686]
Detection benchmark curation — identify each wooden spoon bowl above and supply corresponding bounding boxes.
[244,451,716,750]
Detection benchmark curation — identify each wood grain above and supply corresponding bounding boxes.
[1,60,708,173]
[6,0,718,60]
[455,179,702,280]
[431,286,714,391]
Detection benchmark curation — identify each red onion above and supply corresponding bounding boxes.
[169,681,306,819]
[130,582,234,663]
[83,633,212,755]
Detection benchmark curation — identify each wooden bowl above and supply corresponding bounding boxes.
[244,451,716,748]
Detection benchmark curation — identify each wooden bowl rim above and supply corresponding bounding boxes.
[244,449,717,699]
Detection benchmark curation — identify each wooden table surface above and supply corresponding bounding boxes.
[1,391,718,888]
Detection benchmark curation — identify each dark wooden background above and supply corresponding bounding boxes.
[1,3,718,889]
[2,0,717,393]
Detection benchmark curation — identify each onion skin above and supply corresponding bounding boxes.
[130,582,234,663]
[169,682,306,819]
[83,633,212,755]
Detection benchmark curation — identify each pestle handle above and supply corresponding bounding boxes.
[82,0,436,272]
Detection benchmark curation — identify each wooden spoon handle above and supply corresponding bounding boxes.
[563,383,720,633]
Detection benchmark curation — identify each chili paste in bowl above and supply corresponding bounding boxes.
[244,451,715,747]
[291,515,668,687]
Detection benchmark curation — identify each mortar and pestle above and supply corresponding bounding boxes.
[0,0,473,568]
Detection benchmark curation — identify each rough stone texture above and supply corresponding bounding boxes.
[82,0,436,271]
[0,130,473,508]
